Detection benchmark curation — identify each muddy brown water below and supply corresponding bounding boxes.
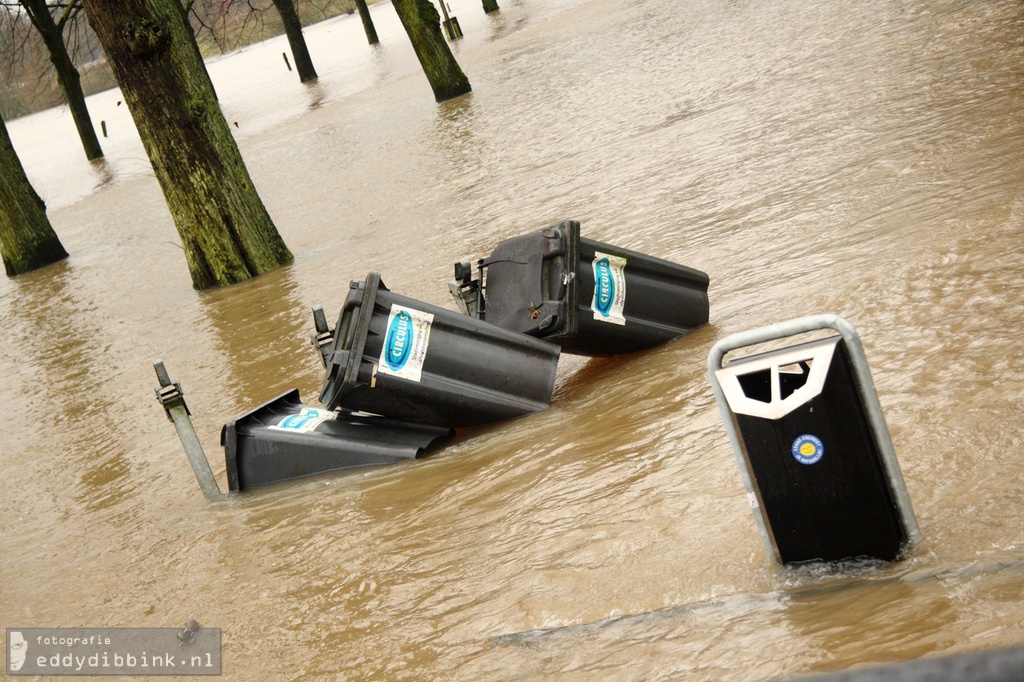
[2,0,1023,679]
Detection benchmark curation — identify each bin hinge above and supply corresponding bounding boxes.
[448,259,486,318]
[310,305,335,368]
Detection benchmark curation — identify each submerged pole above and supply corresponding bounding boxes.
[153,360,223,501]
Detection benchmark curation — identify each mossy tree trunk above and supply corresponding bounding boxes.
[391,0,471,102]
[0,117,68,276]
[20,0,104,160]
[482,0,499,13]
[270,0,317,83]
[355,0,379,45]
[82,0,293,290]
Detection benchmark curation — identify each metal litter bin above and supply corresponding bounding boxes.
[708,314,919,564]
[221,389,452,491]
[312,272,561,427]
[449,219,710,356]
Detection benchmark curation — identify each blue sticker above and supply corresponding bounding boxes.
[791,434,824,465]
[384,310,414,371]
[377,305,433,383]
[593,257,615,317]
[279,414,316,430]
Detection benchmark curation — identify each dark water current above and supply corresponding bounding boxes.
[2,0,1023,679]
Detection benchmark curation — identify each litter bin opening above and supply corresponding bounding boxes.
[736,361,815,403]
[716,336,838,421]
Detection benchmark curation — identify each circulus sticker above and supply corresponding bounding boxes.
[590,251,627,325]
[377,304,434,383]
[791,434,824,465]
[384,310,414,371]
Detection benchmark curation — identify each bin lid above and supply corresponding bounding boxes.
[481,222,577,338]
[319,274,381,412]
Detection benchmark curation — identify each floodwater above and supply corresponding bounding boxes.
[2,0,1023,679]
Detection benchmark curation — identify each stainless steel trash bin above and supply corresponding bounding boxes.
[708,314,920,564]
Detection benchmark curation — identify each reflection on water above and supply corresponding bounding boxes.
[197,267,315,403]
[304,80,328,111]
[2,262,136,515]
[88,158,115,192]
[2,0,1023,679]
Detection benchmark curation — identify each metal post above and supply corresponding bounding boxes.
[438,1,463,40]
[153,360,223,501]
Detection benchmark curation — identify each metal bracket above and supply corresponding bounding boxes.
[152,359,223,501]
[154,366,189,420]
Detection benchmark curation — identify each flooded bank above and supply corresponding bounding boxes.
[2,0,1023,679]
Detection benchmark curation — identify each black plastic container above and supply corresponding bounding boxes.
[221,389,452,491]
[313,273,561,427]
[449,220,710,356]
[709,315,919,565]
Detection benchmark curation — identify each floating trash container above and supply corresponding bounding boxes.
[221,389,452,491]
[448,219,710,356]
[708,314,920,564]
[311,272,561,427]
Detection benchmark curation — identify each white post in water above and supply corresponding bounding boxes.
[153,360,223,501]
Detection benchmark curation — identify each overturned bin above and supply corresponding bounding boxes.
[222,389,452,491]
[311,272,561,427]
[708,314,920,565]
[449,219,710,356]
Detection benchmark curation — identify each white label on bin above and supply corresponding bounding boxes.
[591,251,627,325]
[378,304,433,383]
[271,407,336,433]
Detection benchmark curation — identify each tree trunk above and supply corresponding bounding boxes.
[0,117,68,276]
[391,0,471,102]
[482,0,499,13]
[20,0,104,160]
[270,0,317,83]
[354,0,379,45]
[81,0,293,290]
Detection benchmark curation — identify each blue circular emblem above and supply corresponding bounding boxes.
[791,434,824,465]
[384,311,413,371]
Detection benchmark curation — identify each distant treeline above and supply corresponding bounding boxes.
[0,0,362,119]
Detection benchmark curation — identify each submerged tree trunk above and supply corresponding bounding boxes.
[354,0,379,45]
[20,0,104,160]
[391,0,471,102]
[482,0,499,13]
[0,117,68,276]
[270,0,317,83]
[82,0,293,289]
